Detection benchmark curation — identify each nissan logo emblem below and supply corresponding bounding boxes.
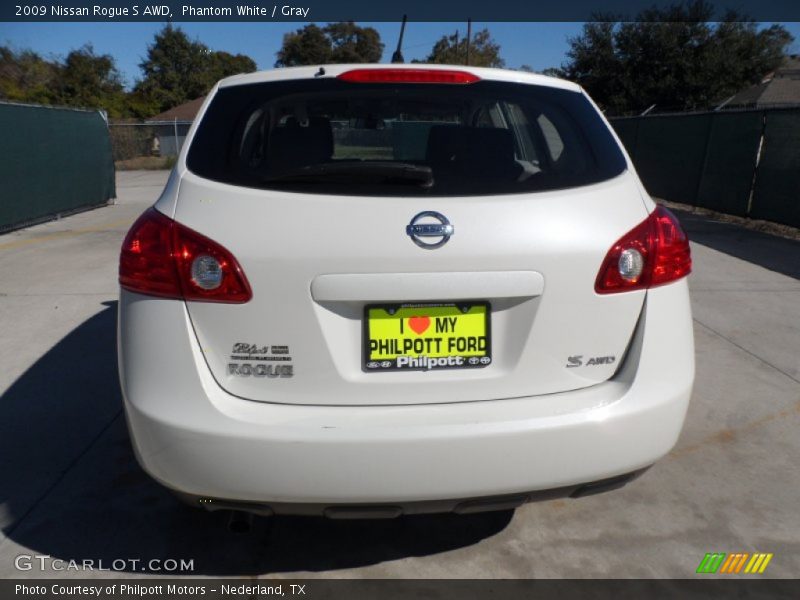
[406,211,454,249]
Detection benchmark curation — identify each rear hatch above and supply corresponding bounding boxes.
[174,67,648,406]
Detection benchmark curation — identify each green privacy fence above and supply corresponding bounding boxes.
[610,107,800,228]
[0,102,116,233]
[749,109,800,228]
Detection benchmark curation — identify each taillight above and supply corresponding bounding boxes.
[119,208,252,303]
[595,206,691,294]
[337,68,480,84]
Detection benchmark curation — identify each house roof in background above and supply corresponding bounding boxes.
[146,96,206,122]
[728,55,800,108]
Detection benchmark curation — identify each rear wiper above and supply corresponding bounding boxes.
[261,162,434,188]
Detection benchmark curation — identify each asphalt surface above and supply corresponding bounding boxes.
[0,171,798,579]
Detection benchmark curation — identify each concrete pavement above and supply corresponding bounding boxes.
[0,171,798,578]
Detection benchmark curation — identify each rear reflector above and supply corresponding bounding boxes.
[337,68,480,84]
[595,206,691,294]
[120,208,252,303]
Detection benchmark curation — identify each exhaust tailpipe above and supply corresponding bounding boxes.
[227,510,254,533]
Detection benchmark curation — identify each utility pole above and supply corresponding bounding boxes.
[391,15,407,64]
[466,18,472,66]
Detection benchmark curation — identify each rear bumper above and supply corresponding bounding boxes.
[118,280,694,511]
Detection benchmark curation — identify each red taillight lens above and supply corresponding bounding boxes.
[119,208,252,303]
[649,207,692,286]
[119,209,181,298]
[595,206,691,294]
[337,68,480,84]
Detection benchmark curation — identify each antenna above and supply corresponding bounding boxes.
[466,18,472,65]
[391,15,408,64]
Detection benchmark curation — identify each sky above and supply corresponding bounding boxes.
[0,21,598,88]
[2,21,799,90]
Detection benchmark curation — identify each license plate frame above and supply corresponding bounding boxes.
[363,301,492,372]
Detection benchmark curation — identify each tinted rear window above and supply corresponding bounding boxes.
[187,78,627,196]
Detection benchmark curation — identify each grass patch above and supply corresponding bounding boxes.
[333,146,394,160]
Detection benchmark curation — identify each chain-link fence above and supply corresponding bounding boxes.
[108,120,192,168]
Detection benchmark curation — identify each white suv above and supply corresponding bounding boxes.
[118,65,694,517]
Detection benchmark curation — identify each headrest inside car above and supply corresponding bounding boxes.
[426,126,520,180]
[267,117,333,172]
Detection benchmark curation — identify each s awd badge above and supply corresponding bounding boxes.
[566,355,616,368]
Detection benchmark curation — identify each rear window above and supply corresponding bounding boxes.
[187,78,627,196]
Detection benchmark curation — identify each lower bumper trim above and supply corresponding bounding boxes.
[570,470,647,498]
[173,467,650,518]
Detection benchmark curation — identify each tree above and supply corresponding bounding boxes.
[275,24,331,67]
[121,89,160,119]
[324,22,383,63]
[207,51,258,84]
[517,65,566,78]
[134,26,207,112]
[135,25,256,113]
[564,20,627,113]
[423,29,505,68]
[1,30,257,118]
[561,1,793,114]
[57,45,127,116]
[0,47,61,105]
[275,22,384,67]
[541,67,566,78]
[702,18,793,104]
[0,45,129,115]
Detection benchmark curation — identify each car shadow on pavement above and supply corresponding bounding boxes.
[1,302,512,576]
[670,209,800,280]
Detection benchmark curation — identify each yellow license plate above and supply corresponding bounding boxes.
[364,303,491,371]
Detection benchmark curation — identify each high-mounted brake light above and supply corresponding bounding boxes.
[337,68,480,84]
[595,206,691,294]
[119,208,252,303]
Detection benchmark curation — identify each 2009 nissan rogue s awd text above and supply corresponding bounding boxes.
[118,64,694,518]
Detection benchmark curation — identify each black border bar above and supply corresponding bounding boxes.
[3,579,799,599]
[4,1,800,22]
